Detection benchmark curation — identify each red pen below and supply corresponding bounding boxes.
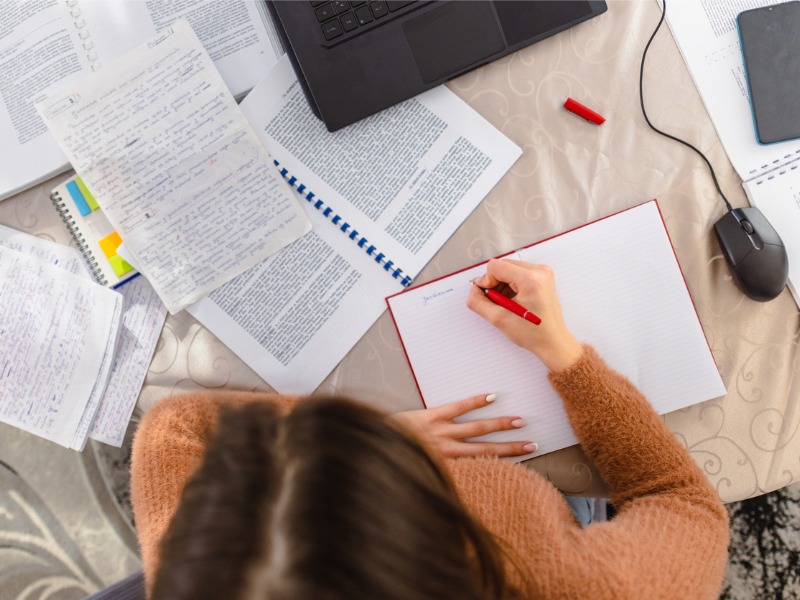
[478,285,542,325]
[564,97,605,125]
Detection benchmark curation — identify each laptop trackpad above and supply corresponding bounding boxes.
[403,2,505,84]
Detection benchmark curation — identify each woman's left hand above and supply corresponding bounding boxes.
[390,393,538,458]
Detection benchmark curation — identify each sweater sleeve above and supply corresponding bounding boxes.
[130,390,300,590]
[447,345,729,600]
[549,345,726,514]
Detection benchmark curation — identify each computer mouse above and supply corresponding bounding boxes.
[713,207,788,302]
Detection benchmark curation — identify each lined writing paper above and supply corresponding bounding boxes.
[0,244,122,449]
[0,224,166,448]
[36,21,310,313]
[387,201,726,459]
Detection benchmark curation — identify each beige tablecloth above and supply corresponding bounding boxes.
[3,1,798,503]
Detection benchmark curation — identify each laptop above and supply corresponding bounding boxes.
[267,0,608,131]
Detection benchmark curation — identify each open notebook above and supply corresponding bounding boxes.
[387,201,726,459]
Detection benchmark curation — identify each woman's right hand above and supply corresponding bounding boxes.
[466,259,583,372]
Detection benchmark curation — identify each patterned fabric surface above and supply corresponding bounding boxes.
[1,1,799,597]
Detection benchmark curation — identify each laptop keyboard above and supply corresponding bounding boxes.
[312,0,422,42]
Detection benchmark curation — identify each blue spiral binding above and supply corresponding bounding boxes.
[273,159,412,287]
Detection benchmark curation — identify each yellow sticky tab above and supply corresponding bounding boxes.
[98,232,122,258]
[76,177,99,211]
[108,254,134,277]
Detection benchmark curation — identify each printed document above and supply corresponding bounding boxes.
[188,57,522,395]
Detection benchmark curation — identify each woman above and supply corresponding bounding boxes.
[131,259,729,599]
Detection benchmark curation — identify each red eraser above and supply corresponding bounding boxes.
[564,97,605,125]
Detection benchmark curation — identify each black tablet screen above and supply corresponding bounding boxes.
[739,1,800,144]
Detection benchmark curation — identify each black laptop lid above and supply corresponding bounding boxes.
[269,0,607,131]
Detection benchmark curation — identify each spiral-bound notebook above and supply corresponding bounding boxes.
[50,176,139,289]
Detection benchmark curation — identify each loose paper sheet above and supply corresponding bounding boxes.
[0,243,122,449]
[388,201,726,459]
[37,21,310,313]
[0,225,167,447]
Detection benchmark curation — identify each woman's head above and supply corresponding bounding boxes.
[152,397,517,600]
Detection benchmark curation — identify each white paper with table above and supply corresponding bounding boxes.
[188,57,523,395]
[665,0,800,304]
[37,21,310,314]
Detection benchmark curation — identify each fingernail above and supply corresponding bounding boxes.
[522,442,538,453]
[511,418,526,428]
[485,394,497,403]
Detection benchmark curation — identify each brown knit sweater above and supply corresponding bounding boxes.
[131,346,729,599]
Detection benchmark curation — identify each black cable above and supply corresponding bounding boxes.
[640,0,734,212]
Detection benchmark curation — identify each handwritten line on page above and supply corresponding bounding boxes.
[36,21,310,314]
[0,242,123,450]
[387,201,726,460]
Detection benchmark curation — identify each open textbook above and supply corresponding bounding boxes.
[0,0,283,201]
[665,0,800,304]
[188,56,523,395]
[0,230,123,450]
[387,201,726,460]
[38,22,310,314]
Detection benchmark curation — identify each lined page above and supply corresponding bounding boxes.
[388,201,726,458]
[36,21,310,314]
[0,245,122,449]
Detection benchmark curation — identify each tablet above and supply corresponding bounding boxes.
[738,1,800,144]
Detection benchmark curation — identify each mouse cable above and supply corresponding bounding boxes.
[639,0,734,213]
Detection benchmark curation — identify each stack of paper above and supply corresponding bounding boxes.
[0,233,123,450]
[0,225,167,449]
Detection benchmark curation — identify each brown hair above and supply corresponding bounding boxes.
[151,397,522,600]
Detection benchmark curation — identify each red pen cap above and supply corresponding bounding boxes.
[564,97,605,125]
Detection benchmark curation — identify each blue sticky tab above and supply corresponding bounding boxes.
[66,180,91,216]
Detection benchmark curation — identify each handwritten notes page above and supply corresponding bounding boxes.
[88,277,166,446]
[387,201,726,459]
[0,243,123,450]
[0,225,166,448]
[37,21,310,313]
